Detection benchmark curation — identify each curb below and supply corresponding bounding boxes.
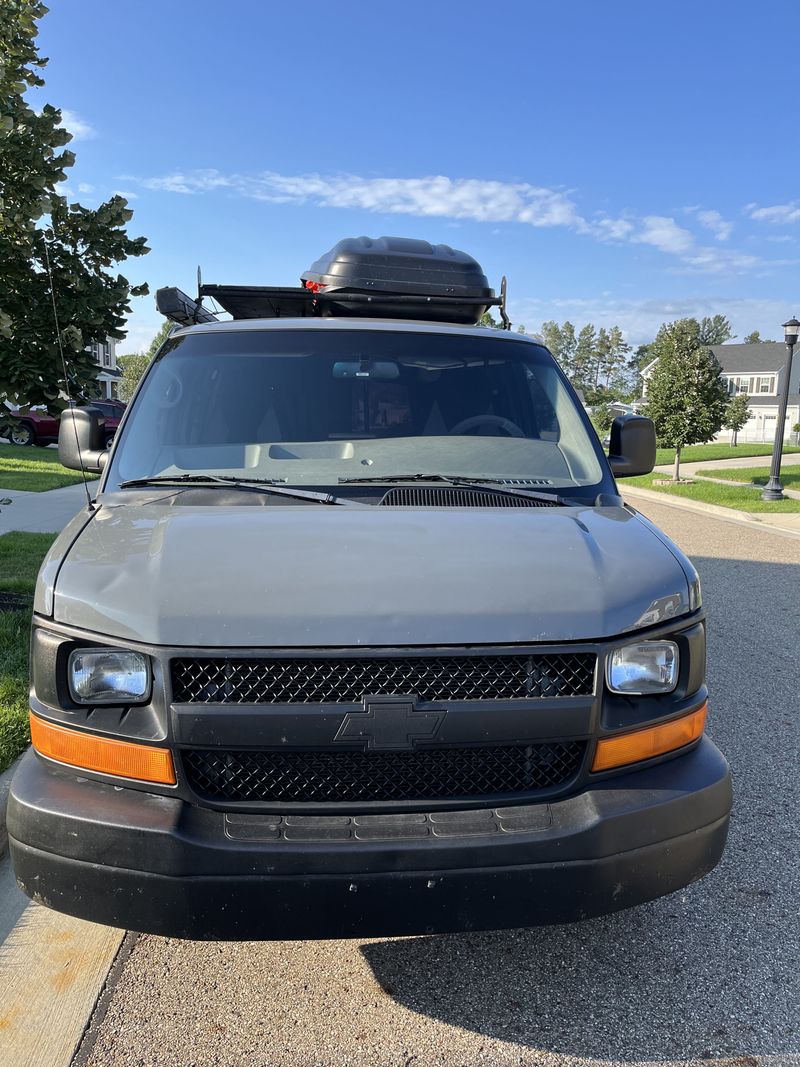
[0,751,25,858]
[623,485,800,539]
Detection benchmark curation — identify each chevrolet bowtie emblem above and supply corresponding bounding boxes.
[333,696,446,751]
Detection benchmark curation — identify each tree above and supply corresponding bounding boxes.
[723,393,750,447]
[0,2,148,429]
[540,320,577,376]
[117,321,172,401]
[540,320,576,376]
[478,311,502,329]
[118,354,150,402]
[644,319,729,480]
[573,324,596,391]
[602,326,631,389]
[743,330,774,344]
[698,315,734,346]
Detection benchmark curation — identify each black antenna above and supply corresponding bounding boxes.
[499,275,511,330]
[42,236,94,512]
[194,265,204,323]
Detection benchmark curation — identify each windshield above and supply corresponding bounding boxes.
[105,328,606,492]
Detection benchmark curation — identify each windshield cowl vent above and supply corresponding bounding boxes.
[378,486,558,508]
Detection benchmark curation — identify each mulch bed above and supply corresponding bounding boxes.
[0,592,32,613]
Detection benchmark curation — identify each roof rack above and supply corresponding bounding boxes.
[155,237,511,329]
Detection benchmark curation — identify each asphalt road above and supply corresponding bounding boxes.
[79,499,800,1067]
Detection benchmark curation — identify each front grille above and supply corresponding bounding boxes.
[182,741,586,803]
[171,652,596,704]
[379,486,558,508]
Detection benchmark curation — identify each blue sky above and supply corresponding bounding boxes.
[36,0,800,352]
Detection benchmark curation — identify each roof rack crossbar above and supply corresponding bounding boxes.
[314,292,502,307]
[155,286,218,326]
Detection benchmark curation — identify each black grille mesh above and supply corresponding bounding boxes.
[171,653,596,704]
[379,486,558,508]
[182,741,586,803]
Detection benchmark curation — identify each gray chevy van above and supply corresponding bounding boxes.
[8,238,731,939]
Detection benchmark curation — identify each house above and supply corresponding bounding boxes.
[641,341,800,444]
[88,337,122,399]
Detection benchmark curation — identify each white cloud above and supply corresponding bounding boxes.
[633,216,695,255]
[140,170,583,228]
[680,246,760,274]
[141,169,232,195]
[688,208,733,241]
[77,182,95,194]
[128,168,780,275]
[746,201,800,224]
[590,215,636,241]
[60,108,96,141]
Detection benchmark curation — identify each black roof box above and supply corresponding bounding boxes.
[301,236,498,324]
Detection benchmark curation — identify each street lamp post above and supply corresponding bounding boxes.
[761,317,800,501]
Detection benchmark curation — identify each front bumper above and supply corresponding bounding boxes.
[8,737,731,940]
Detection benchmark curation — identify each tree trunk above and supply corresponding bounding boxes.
[732,429,737,447]
[674,447,681,482]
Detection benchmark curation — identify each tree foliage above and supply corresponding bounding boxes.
[723,393,750,446]
[644,319,729,479]
[697,315,734,346]
[540,319,634,398]
[117,321,171,401]
[0,1,149,426]
[742,330,774,344]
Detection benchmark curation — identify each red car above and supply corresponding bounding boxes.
[4,400,125,449]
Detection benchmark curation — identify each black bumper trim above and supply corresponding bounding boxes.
[11,816,729,940]
[8,738,731,938]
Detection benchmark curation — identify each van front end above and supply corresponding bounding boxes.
[9,614,730,940]
[10,253,733,938]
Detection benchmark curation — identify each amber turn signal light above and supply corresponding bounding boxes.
[591,703,707,773]
[30,713,176,785]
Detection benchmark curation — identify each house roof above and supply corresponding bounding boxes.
[708,342,787,373]
[740,393,800,406]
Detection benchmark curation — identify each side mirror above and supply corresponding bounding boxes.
[58,407,108,473]
[607,413,656,477]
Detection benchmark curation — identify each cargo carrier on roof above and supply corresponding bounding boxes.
[156,235,510,327]
[8,235,730,940]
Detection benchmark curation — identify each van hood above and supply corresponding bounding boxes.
[48,503,694,647]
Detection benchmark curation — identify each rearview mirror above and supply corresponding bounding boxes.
[58,406,109,473]
[607,413,656,478]
[332,360,400,380]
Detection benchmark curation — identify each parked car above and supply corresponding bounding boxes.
[4,400,125,448]
[8,237,731,940]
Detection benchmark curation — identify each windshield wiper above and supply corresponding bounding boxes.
[117,474,348,506]
[338,473,578,506]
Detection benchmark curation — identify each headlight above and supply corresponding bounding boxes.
[68,648,150,704]
[607,640,679,695]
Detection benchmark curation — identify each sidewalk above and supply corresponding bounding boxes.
[0,482,94,534]
[653,451,800,477]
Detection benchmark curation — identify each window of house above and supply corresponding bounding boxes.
[758,376,772,393]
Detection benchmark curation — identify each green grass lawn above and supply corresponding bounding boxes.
[624,472,800,513]
[695,466,800,490]
[0,442,98,492]
[0,531,57,772]
[654,442,800,466]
